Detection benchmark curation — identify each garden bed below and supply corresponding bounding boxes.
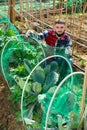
[0,74,25,130]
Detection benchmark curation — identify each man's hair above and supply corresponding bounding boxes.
[55,19,66,25]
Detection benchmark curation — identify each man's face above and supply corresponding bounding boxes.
[54,23,65,35]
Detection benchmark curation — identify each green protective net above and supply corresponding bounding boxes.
[21,54,73,130]
[0,13,21,72]
[41,72,86,130]
[0,13,20,34]
[1,35,45,87]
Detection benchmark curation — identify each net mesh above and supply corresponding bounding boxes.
[41,72,86,130]
[21,55,72,130]
[1,36,45,86]
[0,13,21,72]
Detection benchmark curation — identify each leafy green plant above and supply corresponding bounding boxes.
[0,29,16,55]
[10,59,59,129]
[8,85,22,103]
[15,60,59,128]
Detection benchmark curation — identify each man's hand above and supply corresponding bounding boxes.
[25,30,34,37]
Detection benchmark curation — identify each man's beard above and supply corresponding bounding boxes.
[56,31,65,37]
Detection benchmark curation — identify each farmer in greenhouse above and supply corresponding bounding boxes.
[26,19,72,63]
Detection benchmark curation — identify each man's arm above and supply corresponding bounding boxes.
[35,30,49,40]
[25,29,49,40]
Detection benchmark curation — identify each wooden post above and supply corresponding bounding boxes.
[25,0,29,20]
[39,0,43,28]
[84,105,87,130]
[77,3,87,37]
[53,0,56,14]
[71,0,75,34]
[58,0,61,18]
[46,0,50,20]
[53,0,56,24]
[9,0,15,23]
[29,0,33,22]
[25,0,29,11]
[79,64,87,130]
[20,0,23,22]
[64,0,68,31]
[40,0,42,20]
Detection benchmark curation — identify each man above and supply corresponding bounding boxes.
[26,19,72,62]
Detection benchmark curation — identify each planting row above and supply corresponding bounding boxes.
[0,19,86,130]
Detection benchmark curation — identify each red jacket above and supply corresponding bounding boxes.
[45,30,70,47]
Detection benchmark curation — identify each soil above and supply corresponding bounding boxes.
[0,74,25,130]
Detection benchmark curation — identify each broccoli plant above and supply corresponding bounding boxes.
[13,59,59,129]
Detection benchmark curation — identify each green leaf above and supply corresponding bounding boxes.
[13,75,25,89]
[24,58,32,73]
[5,30,15,36]
[13,75,31,93]
[47,85,57,95]
[50,61,58,71]
[32,66,45,84]
[0,29,3,36]
[44,64,51,75]
[32,82,42,94]
[25,95,37,104]
[43,71,59,92]
[27,103,36,120]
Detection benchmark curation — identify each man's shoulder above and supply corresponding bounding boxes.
[60,33,71,41]
[63,33,71,39]
[48,29,55,35]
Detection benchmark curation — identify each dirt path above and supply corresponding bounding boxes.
[0,74,25,130]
